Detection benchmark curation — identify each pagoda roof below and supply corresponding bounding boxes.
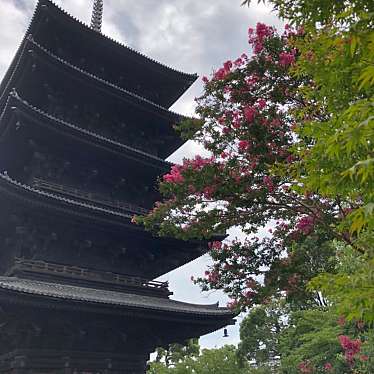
[0,37,187,158]
[0,172,134,225]
[0,174,222,279]
[1,92,171,172]
[2,36,184,121]
[0,277,234,319]
[3,0,198,109]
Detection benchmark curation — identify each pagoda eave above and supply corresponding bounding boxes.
[0,176,213,279]
[0,173,136,226]
[28,0,198,108]
[3,37,184,121]
[0,37,187,158]
[0,277,236,328]
[0,93,171,172]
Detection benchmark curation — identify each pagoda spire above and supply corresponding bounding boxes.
[90,0,104,33]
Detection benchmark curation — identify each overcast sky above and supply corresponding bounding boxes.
[0,0,282,349]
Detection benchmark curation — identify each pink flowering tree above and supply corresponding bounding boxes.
[134,23,354,311]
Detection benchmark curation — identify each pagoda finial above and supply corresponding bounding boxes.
[90,0,104,33]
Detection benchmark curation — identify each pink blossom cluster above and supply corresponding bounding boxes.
[243,106,257,123]
[323,362,333,372]
[233,53,248,67]
[283,24,305,39]
[243,290,256,299]
[338,335,363,364]
[279,50,296,66]
[203,186,216,199]
[298,361,313,373]
[183,155,215,171]
[205,269,220,284]
[295,215,315,235]
[213,59,233,81]
[248,23,275,54]
[239,140,250,152]
[163,156,215,185]
[263,176,274,192]
[209,241,223,251]
[227,299,239,310]
[257,98,267,109]
[245,74,259,87]
[231,110,243,128]
[163,164,184,184]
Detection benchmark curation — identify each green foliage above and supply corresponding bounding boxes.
[238,301,286,369]
[290,18,374,238]
[154,339,200,368]
[242,0,374,27]
[310,243,374,323]
[279,308,344,373]
[148,345,251,374]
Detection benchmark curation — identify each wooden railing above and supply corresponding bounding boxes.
[32,178,149,215]
[13,258,169,292]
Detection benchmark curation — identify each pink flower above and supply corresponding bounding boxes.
[265,55,273,63]
[256,23,273,39]
[238,140,250,151]
[207,270,220,283]
[279,51,296,66]
[245,74,259,86]
[360,355,369,362]
[213,67,228,80]
[209,241,222,250]
[202,76,209,83]
[203,186,215,199]
[189,155,213,170]
[227,299,239,310]
[223,60,233,72]
[248,23,274,54]
[262,176,274,192]
[244,290,256,299]
[223,127,231,134]
[298,361,313,374]
[253,42,264,54]
[188,184,196,193]
[324,363,333,372]
[339,335,362,364]
[163,165,184,184]
[217,116,226,125]
[221,152,228,159]
[295,216,315,235]
[286,154,294,163]
[243,106,256,123]
[234,57,244,67]
[257,99,267,109]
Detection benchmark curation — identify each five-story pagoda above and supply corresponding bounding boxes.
[0,1,235,373]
